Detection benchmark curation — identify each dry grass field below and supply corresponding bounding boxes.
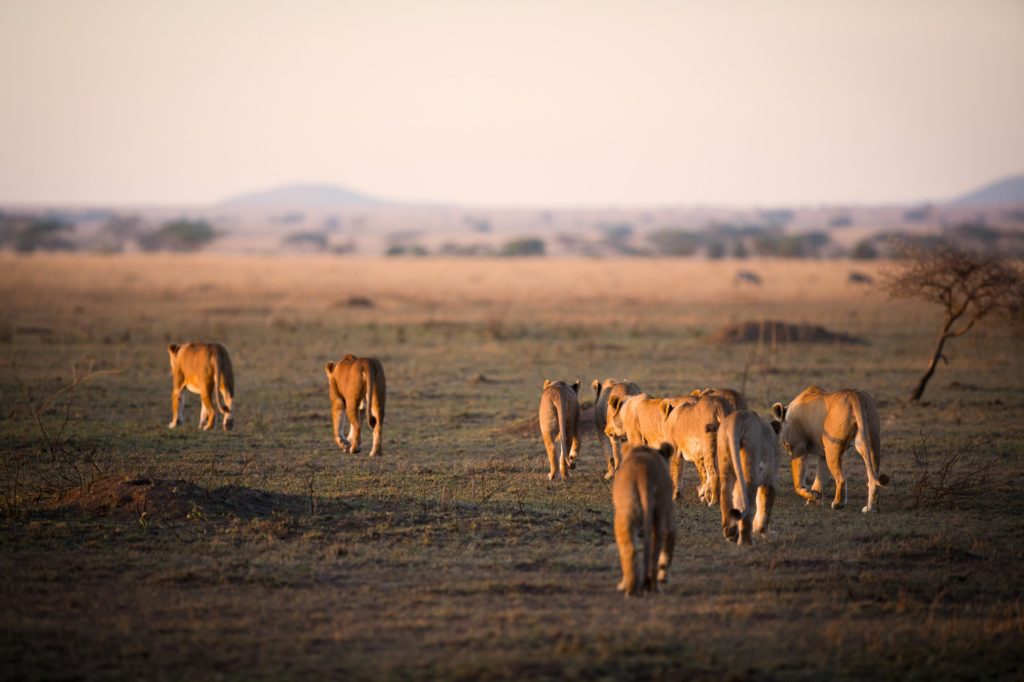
[1,253,1022,680]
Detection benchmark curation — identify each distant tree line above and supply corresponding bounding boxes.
[0,214,75,252]
[0,212,220,253]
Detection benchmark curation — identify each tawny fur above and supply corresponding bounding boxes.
[592,378,642,479]
[771,386,889,513]
[717,410,781,545]
[690,387,749,411]
[606,393,670,455]
[612,443,676,597]
[325,354,387,456]
[661,394,734,505]
[539,379,581,481]
[167,342,235,432]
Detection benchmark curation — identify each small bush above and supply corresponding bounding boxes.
[648,230,698,256]
[499,238,545,257]
[139,220,219,252]
[908,433,991,509]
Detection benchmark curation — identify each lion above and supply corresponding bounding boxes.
[717,410,781,545]
[539,379,581,480]
[612,442,676,597]
[771,386,889,513]
[661,394,734,505]
[167,342,234,432]
[606,392,670,458]
[690,387,749,411]
[592,378,642,479]
[324,354,386,456]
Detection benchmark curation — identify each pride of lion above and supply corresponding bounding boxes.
[163,341,889,598]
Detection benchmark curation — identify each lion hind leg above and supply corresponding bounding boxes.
[825,444,847,510]
[170,387,185,429]
[605,436,619,480]
[369,415,383,457]
[200,390,216,431]
[614,508,640,596]
[568,430,580,471]
[669,452,684,502]
[754,485,775,536]
[219,383,234,432]
[737,482,756,545]
[346,405,362,454]
[811,455,828,496]
[542,429,558,481]
[657,518,675,584]
[331,402,350,451]
[558,438,570,480]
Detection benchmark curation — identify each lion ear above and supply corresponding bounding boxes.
[543,379,552,389]
[342,353,356,362]
[571,380,580,395]
[660,400,674,418]
[658,442,674,460]
[167,344,180,356]
[771,402,786,422]
[690,389,702,397]
[325,361,336,375]
[770,419,783,435]
[609,395,622,413]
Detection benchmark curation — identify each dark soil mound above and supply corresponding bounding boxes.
[708,320,866,345]
[53,476,288,520]
[54,476,205,519]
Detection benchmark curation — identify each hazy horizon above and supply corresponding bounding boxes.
[1,0,1022,207]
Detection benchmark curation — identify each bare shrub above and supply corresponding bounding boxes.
[907,432,992,509]
[1,366,118,516]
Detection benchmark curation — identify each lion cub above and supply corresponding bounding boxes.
[717,410,781,545]
[612,443,676,596]
[167,342,235,432]
[324,354,387,456]
[538,379,581,480]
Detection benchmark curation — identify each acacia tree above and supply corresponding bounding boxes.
[882,242,1023,401]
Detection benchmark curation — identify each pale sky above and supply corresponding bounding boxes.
[1,0,1022,207]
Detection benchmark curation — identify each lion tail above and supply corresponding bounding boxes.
[212,349,231,416]
[554,395,570,469]
[362,360,374,425]
[724,416,750,518]
[362,360,384,429]
[853,396,888,487]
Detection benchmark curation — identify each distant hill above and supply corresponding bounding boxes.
[950,174,1024,206]
[219,183,388,208]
